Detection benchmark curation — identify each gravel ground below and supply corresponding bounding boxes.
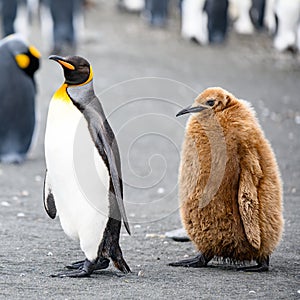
[0,2,299,299]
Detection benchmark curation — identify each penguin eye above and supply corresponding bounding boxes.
[206,99,215,107]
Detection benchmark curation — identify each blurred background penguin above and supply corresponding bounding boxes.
[0,34,40,164]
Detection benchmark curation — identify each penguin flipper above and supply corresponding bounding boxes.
[86,104,131,235]
[43,170,57,219]
[238,153,262,250]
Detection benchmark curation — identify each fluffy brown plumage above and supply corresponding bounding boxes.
[170,87,284,271]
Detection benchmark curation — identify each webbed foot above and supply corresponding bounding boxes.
[66,257,110,270]
[51,259,103,278]
[65,260,85,270]
[237,256,269,272]
[51,268,90,278]
[169,253,211,268]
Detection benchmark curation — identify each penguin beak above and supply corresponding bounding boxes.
[49,55,75,70]
[176,105,208,117]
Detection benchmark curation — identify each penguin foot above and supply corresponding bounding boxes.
[51,269,90,278]
[237,257,269,272]
[65,260,85,270]
[169,253,210,268]
[66,257,110,270]
[237,264,269,272]
[51,259,102,278]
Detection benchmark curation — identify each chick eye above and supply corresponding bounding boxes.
[206,99,215,107]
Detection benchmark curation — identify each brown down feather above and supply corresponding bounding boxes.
[179,87,284,262]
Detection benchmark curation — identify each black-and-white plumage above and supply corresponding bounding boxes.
[44,55,130,277]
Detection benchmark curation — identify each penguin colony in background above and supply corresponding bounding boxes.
[0,34,40,164]
[170,87,283,272]
[44,55,131,277]
[181,0,266,45]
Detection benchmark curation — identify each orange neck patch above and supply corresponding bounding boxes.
[52,84,71,103]
[51,66,94,103]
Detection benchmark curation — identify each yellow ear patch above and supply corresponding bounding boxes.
[29,45,41,59]
[15,54,30,69]
[58,60,75,70]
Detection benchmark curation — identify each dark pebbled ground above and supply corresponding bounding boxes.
[0,2,299,299]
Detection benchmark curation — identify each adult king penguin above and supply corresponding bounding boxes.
[0,34,40,163]
[44,55,131,277]
[170,87,283,272]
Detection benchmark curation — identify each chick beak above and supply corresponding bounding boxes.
[176,105,208,117]
[49,55,75,70]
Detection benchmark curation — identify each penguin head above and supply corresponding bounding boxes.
[4,34,41,78]
[176,87,236,117]
[49,55,93,86]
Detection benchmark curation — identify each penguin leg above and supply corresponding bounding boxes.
[51,259,100,278]
[109,243,131,274]
[66,257,110,270]
[101,237,131,274]
[237,256,269,272]
[169,252,211,268]
[100,219,131,274]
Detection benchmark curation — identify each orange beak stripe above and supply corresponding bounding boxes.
[58,60,75,70]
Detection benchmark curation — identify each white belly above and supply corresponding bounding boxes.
[45,99,110,261]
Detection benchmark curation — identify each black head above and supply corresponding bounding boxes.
[49,55,92,85]
[15,45,40,78]
[3,35,40,78]
[176,87,235,117]
[8,40,40,79]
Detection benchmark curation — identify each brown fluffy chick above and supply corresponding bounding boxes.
[170,87,284,272]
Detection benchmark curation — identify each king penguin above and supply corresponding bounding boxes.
[170,87,283,272]
[0,34,40,163]
[44,55,131,277]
